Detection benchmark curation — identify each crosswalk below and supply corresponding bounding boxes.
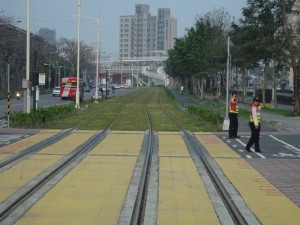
[0,134,29,146]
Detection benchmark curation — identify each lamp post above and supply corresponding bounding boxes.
[131,62,134,88]
[225,37,230,120]
[222,36,230,131]
[44,63,51,91]
[75,0,81,109]
[81,14,100,102]
[121,60,123,86]
[58,66,63,86]
[25,0,30,113]
[95,15,100,102]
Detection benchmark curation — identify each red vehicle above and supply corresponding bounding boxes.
[60,76,84,101]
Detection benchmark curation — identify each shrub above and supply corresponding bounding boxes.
[9,104,77,128]
[187,105,223,125]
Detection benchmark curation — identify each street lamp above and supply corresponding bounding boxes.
[75,0,81,109]
[81,14,100,102]
[44,63,51,91]
[58,66,64,86]
[223,36,230,130]
[25,0,30,113]
[95,15,100,102]
[131,62,134,88]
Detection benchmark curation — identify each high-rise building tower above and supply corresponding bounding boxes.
[39,28,56,43]
[157,8,177,52]
[119,4,177,59]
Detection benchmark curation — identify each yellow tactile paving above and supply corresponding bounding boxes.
[216,159,300,224]
[195,133,300,225]
[38,132,95,155]
[157,134,220,225]
[90,133,144,155]
[0,154,9,160]
[0,132,57,155]
[15,134,142,225]
[196,134,241,158]
[0,154,61,202]
[0,132,94,203]
[158,132,190,157]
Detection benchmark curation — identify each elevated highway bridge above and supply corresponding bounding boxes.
[96,56,169,87]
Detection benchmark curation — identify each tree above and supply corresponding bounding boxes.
[57,38,93,77]
[230,0,290,108]
[280,0,300,114]
[165,9,231,100]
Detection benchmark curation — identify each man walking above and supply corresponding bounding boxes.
[245,96,262,152]
[228,90,239,139]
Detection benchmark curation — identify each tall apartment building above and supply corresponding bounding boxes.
[39,28,56,43]
[157,8,177,52]
[119,4,177,59]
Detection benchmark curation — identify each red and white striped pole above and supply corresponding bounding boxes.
[7,64,10,128]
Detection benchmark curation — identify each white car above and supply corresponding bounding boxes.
[52,86,60,97]
[111,83,121,90]
[99,84,111,94]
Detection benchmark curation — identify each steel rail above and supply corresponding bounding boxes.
[0,97,130,223]
[0,103,110,170]
[129,92,154,225]
[159,94,248,225]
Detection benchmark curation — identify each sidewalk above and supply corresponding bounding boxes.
[171,89,300,133]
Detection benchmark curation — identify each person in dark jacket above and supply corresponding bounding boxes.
[228,90,239,139]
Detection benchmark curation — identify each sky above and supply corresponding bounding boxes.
[1,0,248,55]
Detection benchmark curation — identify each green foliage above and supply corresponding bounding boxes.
[164,88,175,101]
[187,105,224,125]
[165,17,227,83]
[10,104,76,128]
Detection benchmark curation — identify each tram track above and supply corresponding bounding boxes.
[157,94,259,225]
[0,90,145,171]
[0,91,143,224]
[117,90,155,225]
[0,88,263,224]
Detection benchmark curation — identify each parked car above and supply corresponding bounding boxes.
[111,83,121,90]
[52,86,60,97]
[99,84,111,94]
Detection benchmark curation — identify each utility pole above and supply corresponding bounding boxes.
[32,50,37,112]
[25,0,31,113]
[94,14,100,103]
[75,0,81,108]
[223,36,230,130]
[7,64,10,128]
